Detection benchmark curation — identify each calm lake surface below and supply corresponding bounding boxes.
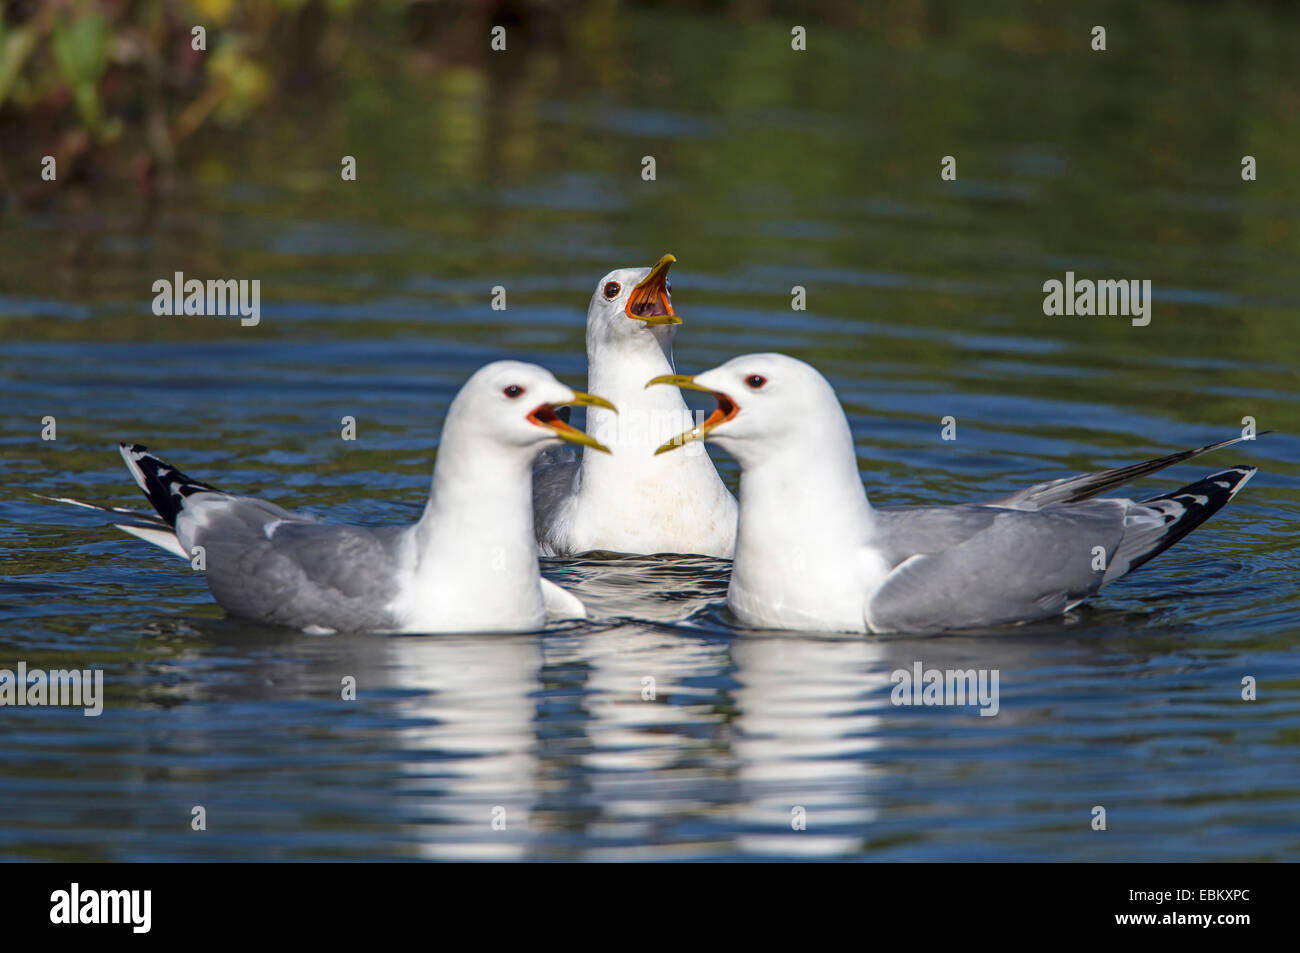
[2,4,1298,861]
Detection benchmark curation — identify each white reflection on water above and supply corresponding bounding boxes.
[572,624,729,857]
[387,635,541,861]
[380,604,902,859]
[731,635,887,857]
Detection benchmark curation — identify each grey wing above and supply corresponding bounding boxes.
[865,502,1128,633]
[182,499,406,631]
[871,504,1000,563]
[531,448,580,556]
[986,434,1262,510]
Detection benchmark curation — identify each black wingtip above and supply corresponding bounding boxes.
[119,445,220,527]
[1127,465,1258,574]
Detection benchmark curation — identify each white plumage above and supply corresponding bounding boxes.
[533,255,738,557]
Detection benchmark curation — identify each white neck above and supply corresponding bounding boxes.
[418,425,537,567]
[402,422,543,627]
[727,410,880,630]
[734,432,873,555]
[586,327,676,408]
[582,329,696,472]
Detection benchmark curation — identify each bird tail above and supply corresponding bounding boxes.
[35,487,189,560]
[1106,465,1257,581]
[119,443,221,527]
[990,433,1269,509]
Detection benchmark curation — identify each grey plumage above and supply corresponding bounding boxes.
[121,443,406,631]
[866,464,1257,632]
[532,444,580,547]
[197,515,407,632]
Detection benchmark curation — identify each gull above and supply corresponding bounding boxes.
[53,362,615,634]
[649,353,1262,634]
[533,254,738,557]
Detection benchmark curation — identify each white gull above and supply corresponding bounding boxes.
[533,254,738,557]
[649,353,1261,634]
[59,362,615,634]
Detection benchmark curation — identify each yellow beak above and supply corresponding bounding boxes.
[626,254,681,326]
[644,374,738,455]
[529,391,618,455]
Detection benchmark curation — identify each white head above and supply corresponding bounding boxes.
[646,353,850,468]
[443,360,616,459]
[585,254,681,349]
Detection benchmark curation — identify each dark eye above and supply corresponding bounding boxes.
[745,374,767,389]
[503,385,525,398]
[603,281,621,300]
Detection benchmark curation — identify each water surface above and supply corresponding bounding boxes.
[2,4,1298,861]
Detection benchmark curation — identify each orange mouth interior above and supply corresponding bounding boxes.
[527,404,578,434]
[625,281,674,319]
[701,392,739,430]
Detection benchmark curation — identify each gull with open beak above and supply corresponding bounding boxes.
[54,362,615,633]
[533,254,738,557]
[649,353,1261,634]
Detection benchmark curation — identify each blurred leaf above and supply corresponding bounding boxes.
[50,12,113,132]
[0,22,40,110]
[50,13,112,86]
[209,45,272,121]
[191,0,237,27]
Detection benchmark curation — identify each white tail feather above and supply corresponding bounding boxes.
[115,524,188,559]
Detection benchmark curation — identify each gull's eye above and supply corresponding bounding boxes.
[503,385,525,399]
[603,281,621,300]
[745,374,767,390]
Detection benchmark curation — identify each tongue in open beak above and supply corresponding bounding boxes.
[626,254,681,326]
[528,391,618,454]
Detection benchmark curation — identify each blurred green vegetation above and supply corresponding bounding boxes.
[0,0,362,194]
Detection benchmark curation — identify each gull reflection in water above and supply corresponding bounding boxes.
[731,634,889,858]
[382,623,895,860]
[571,622,732,859]
[386,634,541,861]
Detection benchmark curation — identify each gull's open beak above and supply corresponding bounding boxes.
[644,374,738,455]
[528,391,618,455]
[626,254,681,326]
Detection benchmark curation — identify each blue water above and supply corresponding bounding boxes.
[2,4,1298,861]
